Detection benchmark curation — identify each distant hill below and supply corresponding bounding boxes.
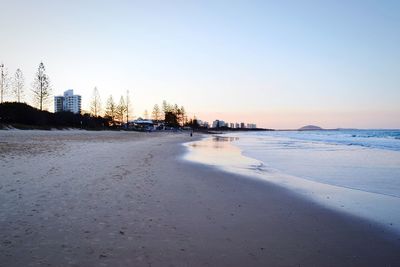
[298,125,323,131]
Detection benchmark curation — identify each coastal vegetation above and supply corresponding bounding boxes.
[0,61,199,130]
[0,102,109,130]
[0,101,200,131]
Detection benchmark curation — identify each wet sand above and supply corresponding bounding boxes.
[0,130,399,266]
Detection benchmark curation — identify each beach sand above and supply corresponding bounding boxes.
[0,130,399,267]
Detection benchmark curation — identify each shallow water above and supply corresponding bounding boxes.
[234,131,400,198]
[183,132,400,234]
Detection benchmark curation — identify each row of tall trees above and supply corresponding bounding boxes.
[91,93,191,128]
[91,87,131,125]
[105,94,127,125]
[0,62,51,110]
[1,61,134,123]
[150,100,188,127]
[1,61,196,128]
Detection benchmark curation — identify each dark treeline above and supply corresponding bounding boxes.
[0,102,267,131]
[0,102,202,130]
[0,102,111,130]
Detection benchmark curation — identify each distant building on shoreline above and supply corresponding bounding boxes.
[54,89,82,114]
[211,119,257,129]
[212,120,225,128]
[196,119,209,128]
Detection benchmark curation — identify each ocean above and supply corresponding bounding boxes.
[184,129,400,234]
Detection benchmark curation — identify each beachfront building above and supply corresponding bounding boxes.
[212,120,225,128]
[196,120,209,128]
[127,119,157,131]
[54,89,82,114]
[247,123,257,129]
[54,96,63,112]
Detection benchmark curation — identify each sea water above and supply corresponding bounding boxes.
[184,130,400,234]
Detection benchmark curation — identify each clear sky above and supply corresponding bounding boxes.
[1,0,399,129]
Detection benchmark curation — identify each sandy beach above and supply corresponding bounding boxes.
[1,130,400,267]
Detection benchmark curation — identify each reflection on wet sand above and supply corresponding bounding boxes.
[212,136,240,142]
[189,136,240,149]
[185,135,259,170]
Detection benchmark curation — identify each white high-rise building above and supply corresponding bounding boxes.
[54,89,82,114]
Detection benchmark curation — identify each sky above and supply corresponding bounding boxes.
[1,0,399,129]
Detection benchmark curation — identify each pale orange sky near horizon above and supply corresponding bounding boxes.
[198,109,400,130]
[1,1,399,129]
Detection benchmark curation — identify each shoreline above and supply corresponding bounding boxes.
[1,131,400,266]
[183,134,400,237]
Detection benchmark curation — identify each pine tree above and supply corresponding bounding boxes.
[152,104,161,121]
[32,62,51,110]
[105,95,116,123]
[125,90,131,124]
[180,106,186,125]
[0,63,9,103]
[162,100,170,120]
[90,87,101,117]
[13,68,24,102]
[116,96,126,123]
